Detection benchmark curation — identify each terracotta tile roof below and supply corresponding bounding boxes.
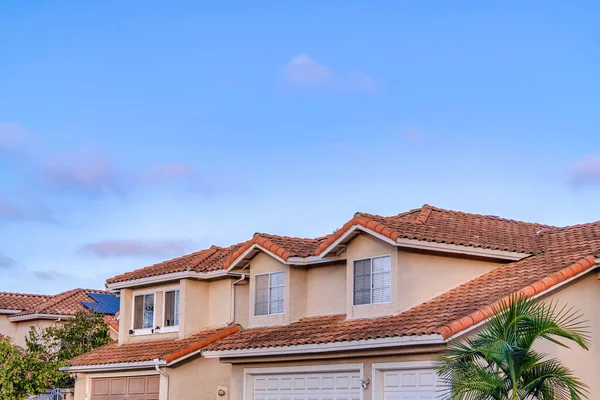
[68,325,239,367]
[106,234,329,285]
[0,292,52,312]
[12,288,115,317]
[106,243,245,284]
[208,222,600,352]
[316,204,555,256]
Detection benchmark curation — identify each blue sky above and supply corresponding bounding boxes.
[1,1,599,293]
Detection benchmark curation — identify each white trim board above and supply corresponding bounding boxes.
[9,313,72,322]
[203,334,444,358]
[106,271,246,291]
[62,360,166,373]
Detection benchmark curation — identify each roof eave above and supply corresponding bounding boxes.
[61,360,166,373]
[203,334,445,359]
[106,270,246,291]
[9,313,73,322]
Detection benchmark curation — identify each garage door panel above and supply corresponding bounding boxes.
[383,367,445,400]
[91,375,159,400]
[253,371,361,400]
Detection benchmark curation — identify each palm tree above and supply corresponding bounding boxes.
[436,294,591,400]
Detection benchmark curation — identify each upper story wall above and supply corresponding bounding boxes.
[345,234,500,318]
[119,277,242,344]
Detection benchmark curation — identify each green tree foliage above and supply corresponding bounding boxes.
[0,335,63,400]
[436,295,591,400]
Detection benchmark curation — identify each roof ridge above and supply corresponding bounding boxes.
[419,204,556,228]
[537,220,600,235]
[0,291,52,298]
[254,232,320,241]
[414,204,434,224]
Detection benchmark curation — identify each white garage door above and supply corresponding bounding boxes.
[382,367,445,400]
[253,371,362,400]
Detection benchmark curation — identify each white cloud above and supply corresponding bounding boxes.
[282,54,379,93]
[0,123,32,155]
[568,155,600,185]
[79,239,195,258]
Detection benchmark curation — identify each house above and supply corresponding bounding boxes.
[67,205,600,400]
[0,288,120,347]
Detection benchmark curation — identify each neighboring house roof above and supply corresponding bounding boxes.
[0,292,52,312]
[10,288,118,319]
[104,314,119,333]
[206,222,600,352]
[68,325,239,368]
[82,293,120,315]
[316,205,555,256]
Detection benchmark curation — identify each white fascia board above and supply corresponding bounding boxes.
[226,245,344,271]
[106,270,245,291]
[395,238,529,261]
[446,263,600,342]
[0,309,22,315]
[203,334,444,358]
[61,360,166,373]
[9,313,72,322]
[317,225,397,258]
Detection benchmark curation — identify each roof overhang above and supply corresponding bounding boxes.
[0,309,22,315]
[9,313,73,322]
[61,360,166,373]
[106,270,246,291]
[202,334,445,358]
[319,225,530,261]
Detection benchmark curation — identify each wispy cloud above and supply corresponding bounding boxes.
[41,147,121,195]
[0,200,23,221]
[136,163,228,195]
[400,127,428,142]
[79,239,195,258]
[33,270,72,281]
[282,54,379,93]
[0,123,32,156]
[568,155,600,185]
[0,254,17,269]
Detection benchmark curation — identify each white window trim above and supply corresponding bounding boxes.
[353,254,392,306]
[130,285,180,335]
[254,271,285,316]
[243,363,364,400]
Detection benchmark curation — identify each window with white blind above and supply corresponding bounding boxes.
[353,255,391,305]
[255,271,285,316]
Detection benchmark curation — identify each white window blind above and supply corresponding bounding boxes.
[255,271,285,316]
[353,255,391,305]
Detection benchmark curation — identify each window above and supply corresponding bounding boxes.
[353,255,391,305]
[134,294,155,329]
[255,271,284,316]
[164,290,180,327]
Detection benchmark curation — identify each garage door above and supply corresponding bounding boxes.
[91,375,159,400]
[382,367,444,400]
[253,371,361,400]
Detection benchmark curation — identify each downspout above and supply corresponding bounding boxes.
[228,274,246,326]
[154,361,169,400]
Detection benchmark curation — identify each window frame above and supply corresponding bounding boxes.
[131,285,180,335]
[162,288,180,333]
[132,292,156,335]
[353,254,392,306]
[254,271,285,316]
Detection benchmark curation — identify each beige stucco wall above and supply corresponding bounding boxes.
[533,272,600,395]
[305,262,346,317]
[0,314,17,343]
[179,279,209,338]
[166,356,232,400]
[344,234,500,318]
[209,278,233,328]
[396,249,498,312]
[234,282,249,328]
[14,319,62,348]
